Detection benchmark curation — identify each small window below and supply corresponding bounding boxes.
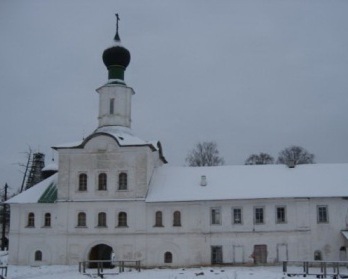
[155,211,163,227]
[110,98,115,114]
[211,207,221,225]
[98,212,107,227]
[44,213,51,227]
[77,212,86,227]
[164,252,172,263]
[118,173,127,190]
[79,173,87,191]
[173,211,181,227]
[254,207,264,224]
[27,212,35,227]
[232,208,242,224]
[98,173,107,191]
[314,250,322,261]
[317,205,328,223]
[276,206,286,224]
[35,250,42,261]
[118,212,127,227]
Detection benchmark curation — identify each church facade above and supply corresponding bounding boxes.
[7,23,348,267]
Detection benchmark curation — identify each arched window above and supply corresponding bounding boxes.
[173,211,181,227]
[118,172,128,190]
[35,250,42,261]
[164,252,172,263]
[79,173,87,191]
[77,212,86,227]
[155,211,163,227]
[118,212,127,227]
[98,212,107,227]
[44,213,51,227]
[28,212,35,227]
[314,250,322,261]
[98,173,107,190]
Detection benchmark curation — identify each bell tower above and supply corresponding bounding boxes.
[96,14,134,128]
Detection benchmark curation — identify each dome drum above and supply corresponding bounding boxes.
[107,65,126,83]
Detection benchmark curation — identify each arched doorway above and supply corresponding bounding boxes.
[89,244,113,268]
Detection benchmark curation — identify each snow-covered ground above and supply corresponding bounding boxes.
[7,265,285,279]
[0,252,288,279]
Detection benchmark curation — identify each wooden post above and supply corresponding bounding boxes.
[304,261,308,275]
[282,261,287,273]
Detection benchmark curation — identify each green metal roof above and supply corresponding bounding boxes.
[38,182,57,203]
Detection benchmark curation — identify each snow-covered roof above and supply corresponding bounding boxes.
[42,162,58,172]
[146,164,348,202]
[6,173,58,204]
[52,126,167,163]
[53,126,160,150]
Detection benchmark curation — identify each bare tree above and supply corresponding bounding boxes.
[185,141,224,167]
[245,153,274,165]
[277,145,315,165]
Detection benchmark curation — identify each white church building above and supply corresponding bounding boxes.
[7,21,348,267]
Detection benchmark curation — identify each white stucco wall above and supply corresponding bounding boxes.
[9,196,348,266]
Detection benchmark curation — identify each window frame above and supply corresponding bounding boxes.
[164,251,173,263]
[254,207,265,225]
[118,172,128,190]
[78,173,88,191]
[35,250,42,261]
[154,211,163,227]
[232,207,243,225]
[44,213,51,227]
[211,246,223,264]
[173,211,181,227]
[317,205,329,223]
[211,207,221,225]
[276,206,286,224]
[77,212,87,227]
[27,212,35,227]
[98,173,107,191]
[117,212,128,227]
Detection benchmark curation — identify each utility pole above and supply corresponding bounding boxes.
[1,183,8,250]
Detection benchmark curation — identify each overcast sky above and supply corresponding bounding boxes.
[1,0,348,193]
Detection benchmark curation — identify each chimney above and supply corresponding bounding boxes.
[200,175,207,186]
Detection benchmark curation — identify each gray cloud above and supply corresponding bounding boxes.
[1,0,348,192]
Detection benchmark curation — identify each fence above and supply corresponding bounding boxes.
[283,261,348,278]
[79,260,141,277]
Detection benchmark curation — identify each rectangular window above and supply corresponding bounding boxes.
[276,206,286,223]
[317,205,328,223]
[232,208,242,224]
[211,207,221,225]
[254,207,264,224]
